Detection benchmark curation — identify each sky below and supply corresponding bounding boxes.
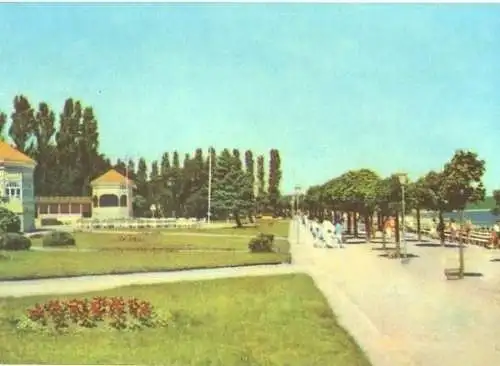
[0,3,499,194]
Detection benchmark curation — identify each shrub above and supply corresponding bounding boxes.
[0,207,20,233]
[0,233,32,251]
[40,218,63,226]
[42,231,76,247]
[248,233,275,253]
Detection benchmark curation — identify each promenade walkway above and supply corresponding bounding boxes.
[0,264,298,298]
[290,219,500,366]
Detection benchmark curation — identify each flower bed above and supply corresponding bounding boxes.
[18,296,169,332]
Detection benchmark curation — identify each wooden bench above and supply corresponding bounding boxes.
[444,268,462,280]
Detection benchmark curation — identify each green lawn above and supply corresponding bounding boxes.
[1,222,291,280]
[0,250,289,280]
[0,274,371,365]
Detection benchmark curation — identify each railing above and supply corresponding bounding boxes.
[74,217,203,230]
[406,226,491,247]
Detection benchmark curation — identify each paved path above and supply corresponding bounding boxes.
[0,264,299,298]
[290,219,500,366]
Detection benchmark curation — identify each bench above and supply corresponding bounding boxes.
[444,268,462,280]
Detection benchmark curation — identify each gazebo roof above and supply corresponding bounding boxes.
[0,141,36,166]
[90,169,135,187]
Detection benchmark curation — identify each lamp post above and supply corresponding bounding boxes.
[294,185,302,244]
[397,173,408,261]
[458,189,465,278]
[207,146,213,225]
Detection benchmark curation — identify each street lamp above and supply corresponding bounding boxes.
[294,185,302,244]
[397,173,408,261]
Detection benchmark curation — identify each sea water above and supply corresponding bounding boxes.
[422,210,498,227]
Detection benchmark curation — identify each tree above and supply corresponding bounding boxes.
[441,150,485,212]
[78,106,100,195]
[148,160,160,217]
[211,149,253,227]
[256,154,266,214]
[134,158,149,216]
[267,149,282,214]
[491,190,500,216]
[32,102,57,196]
[9,95,35,154]
[326,169,380,241]
[244,150,255,221]
[0,207,21,233]
[232,148,242,171]
[406,177,428,242]
[0,112,7,141]
[55,99,82,195]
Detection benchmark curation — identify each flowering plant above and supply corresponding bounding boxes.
[22,296,166,332]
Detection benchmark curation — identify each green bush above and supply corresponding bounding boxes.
[0,207,21,233]
[40,218,63,226]
[42,231,76,247]
[0,233,32,251]
[248,233,275,253]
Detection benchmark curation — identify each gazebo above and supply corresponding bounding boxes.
[90,169,135,219]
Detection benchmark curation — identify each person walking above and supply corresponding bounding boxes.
[493,221,500,248]
[449,219,458,243]
[335,219,345,248]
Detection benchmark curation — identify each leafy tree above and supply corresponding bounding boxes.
[267,149,282,214]
[148,160,160,217]
[114,159,127,176]
[9,95,35,154]
[491,190,500,216]
[326,169,380,241]
[211,149,253,227]
[0,207,21,233]
[256,154,266,214]
[0,112,7,141]
[55,99,82,195]
[406,177,428,241]
[244,150,255,221]
[134,158,149,216]
[441,150,485,212]
[78,106,100,195]
[232,149,242,171]
[170,151,182,217]
[160,152,171,176]
[32,102,56,196]
[126,158,136,181]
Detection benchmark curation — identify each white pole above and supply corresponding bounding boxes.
[125,156,130,218]
[402,184,406,259]
[207,147,212,225]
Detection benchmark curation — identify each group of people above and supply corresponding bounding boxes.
[301,215,345,248]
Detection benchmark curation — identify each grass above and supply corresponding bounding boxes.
[1,221,291,280]
[0,250,289,280]
[0,274,371,365]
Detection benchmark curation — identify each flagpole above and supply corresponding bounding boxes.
[125,155,130,218]
[207,147,212,225]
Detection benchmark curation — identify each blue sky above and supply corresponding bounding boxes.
[0,3,499,194]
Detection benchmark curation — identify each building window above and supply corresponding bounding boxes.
[99,194,119,207]
[4,181,21,199]
[120,195,127,207]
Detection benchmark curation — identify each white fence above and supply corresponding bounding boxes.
[74,217,203,230]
